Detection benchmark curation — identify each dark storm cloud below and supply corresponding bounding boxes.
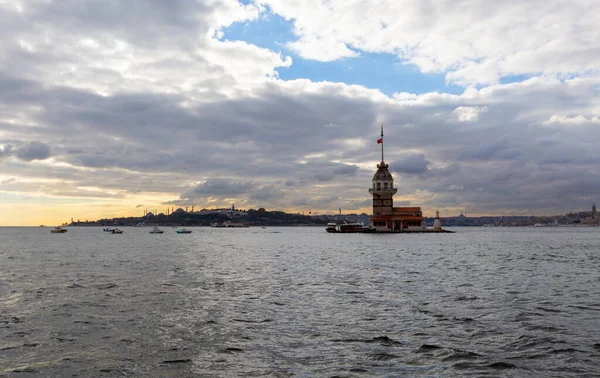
[0,144,13,159]
[4,74,600,215]
[333,164,359,175]
[0,141,50,162]
[3,74,600,216]
[249,185,285,201]
[15,141,51,161]
[391,154,429,174]
[292,196,341,208]
[183,179,257,198]
[459,139,522,161]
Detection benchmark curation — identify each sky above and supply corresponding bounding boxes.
[1,0,600,225]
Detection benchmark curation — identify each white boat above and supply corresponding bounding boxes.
[149,225,164,234]
[326,222,374,233]
[50,226,67,233]
[325,222,337,232]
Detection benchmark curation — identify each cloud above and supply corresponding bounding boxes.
[0,144,13,159]
[2,72,600,216]
[0,1,599,221]
[259,0,600,85]
[392,154,429,174]
[332,164,359,176]
[541,115,600,127]
[287,36,359,62]
[460,139,521,161]
[15,141,51,161]
[249,185,285,201]
[183,179,257,198]
[0,141,51,162]
[452,106,488,122]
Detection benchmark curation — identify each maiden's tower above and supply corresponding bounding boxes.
[368,126,426,232]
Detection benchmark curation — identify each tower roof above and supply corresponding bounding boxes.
[373,161,393,181]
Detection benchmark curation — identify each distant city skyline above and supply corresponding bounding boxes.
[1,1,599,225]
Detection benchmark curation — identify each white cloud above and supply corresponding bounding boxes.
[0,0,289,98]
[452,106,488,122]
[287,36,359,62]
[541,115,600,127]
[259,0,600,85]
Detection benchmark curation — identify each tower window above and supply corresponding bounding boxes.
[384,182,388,189]
[377,183,381,190]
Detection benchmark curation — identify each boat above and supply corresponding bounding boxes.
[325,222,337,232]
[326,222,373,233]
[149,225,164,234]
[111,228,123,234]
[103,227,116,232]
[50,226,67,233]
[176,228,192,234]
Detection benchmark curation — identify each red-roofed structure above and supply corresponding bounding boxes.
[368,126,425,232]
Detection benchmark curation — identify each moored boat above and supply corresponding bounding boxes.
[176,228,192,234]
[149,225,164,234]
[325,222,337,232]
[327,223,373,233]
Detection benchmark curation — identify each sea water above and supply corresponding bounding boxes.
[1,226,600,377]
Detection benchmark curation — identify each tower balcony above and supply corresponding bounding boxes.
[369,188,398,195]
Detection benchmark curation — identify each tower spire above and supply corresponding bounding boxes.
[381,124,384,162]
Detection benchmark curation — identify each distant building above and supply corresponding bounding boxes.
[368,126,425,232]
[593,203,597,219]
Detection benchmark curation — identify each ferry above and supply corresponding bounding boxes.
[326,223,374,233]
[325,222,337,232]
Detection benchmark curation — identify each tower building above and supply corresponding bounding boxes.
[593,203,596,219]
[368,126,425,232]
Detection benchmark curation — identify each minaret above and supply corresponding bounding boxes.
[593,203,597,219]
[433,210,441,231]
[368,125,397,216]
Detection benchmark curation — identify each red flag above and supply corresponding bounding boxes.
[377,138,383,144]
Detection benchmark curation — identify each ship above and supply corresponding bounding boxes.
[326,222,374,233]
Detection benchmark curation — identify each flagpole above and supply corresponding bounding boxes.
[381,124,384,162]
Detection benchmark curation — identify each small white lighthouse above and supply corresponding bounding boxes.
[433,210,442,231]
